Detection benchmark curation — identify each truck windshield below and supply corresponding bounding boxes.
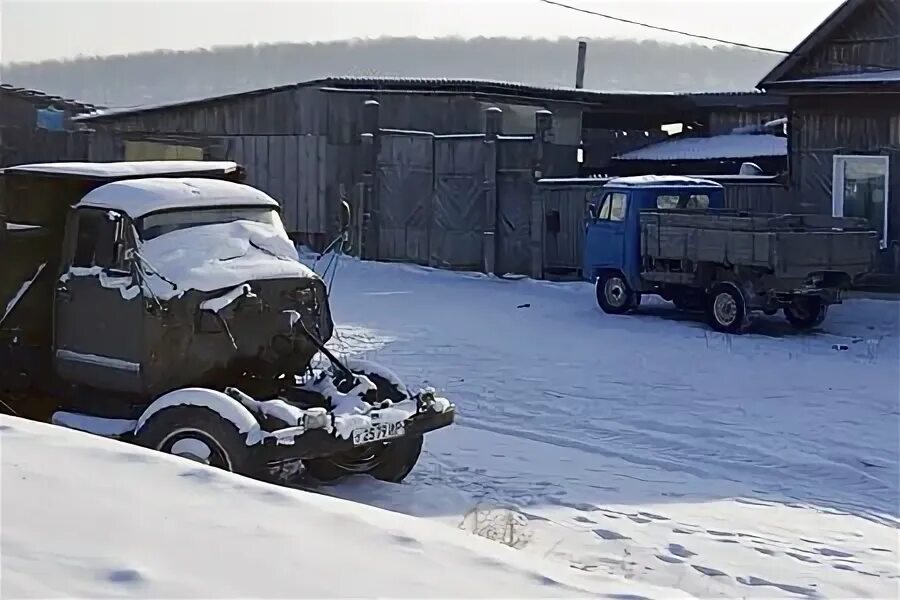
[137,207,285,241]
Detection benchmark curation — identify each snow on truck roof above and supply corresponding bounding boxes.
[606,175,723,188]
[76,178,279,218]
[0,160,240,179]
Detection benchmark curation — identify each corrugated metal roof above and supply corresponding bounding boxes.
[0,83,99,112]
[74,76,784,122]
[613,133,787,162]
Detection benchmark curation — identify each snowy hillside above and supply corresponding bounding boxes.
[0,415,686,599]
[312,256,899,599]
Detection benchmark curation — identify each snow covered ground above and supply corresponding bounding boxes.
[0,415,687,599]
[311,255,899,599]
[3,253,896,599]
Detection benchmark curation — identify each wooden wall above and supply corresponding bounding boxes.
[788,95,900,272]
[785,0,900,79]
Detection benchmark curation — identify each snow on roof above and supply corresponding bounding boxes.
[773,69,900,86]
[614,134,787,162]
[606,175,723,188]
[76,178,278,218]
[1,161,239,179]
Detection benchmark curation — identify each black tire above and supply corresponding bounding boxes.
[134,406,253,475]
[705,282,748,334]
[784,297,828,330]
[305,372,423,484]
[595,271,639,315]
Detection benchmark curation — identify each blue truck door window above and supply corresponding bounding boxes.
[584,191,629,279]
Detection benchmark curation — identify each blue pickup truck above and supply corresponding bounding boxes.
[582,176,878,333]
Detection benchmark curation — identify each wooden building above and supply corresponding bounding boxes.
[0,85,97,167]
[76,77,786,249]
[758,0,900,278]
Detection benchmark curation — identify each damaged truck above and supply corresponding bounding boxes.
[0,160,454,484]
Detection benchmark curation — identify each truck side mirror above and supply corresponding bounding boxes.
[586,203,598,220]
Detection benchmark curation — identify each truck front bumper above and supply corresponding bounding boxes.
[254,401,456,464]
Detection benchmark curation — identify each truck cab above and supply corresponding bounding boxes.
[583,176,725,292]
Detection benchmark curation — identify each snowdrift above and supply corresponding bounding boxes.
[0,415,687,599]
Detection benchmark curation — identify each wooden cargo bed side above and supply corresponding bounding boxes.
[772,230,878,279]
[640,210,878,279]
[641,213,776,269]
[643,210,872,233]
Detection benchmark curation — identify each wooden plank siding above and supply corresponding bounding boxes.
[785,0,900,79]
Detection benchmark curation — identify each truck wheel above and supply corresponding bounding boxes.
[706,282,747,334]
[305,372,423,484]
[784,297,828,330]
[134,406,252,475]
[596,272,639,315]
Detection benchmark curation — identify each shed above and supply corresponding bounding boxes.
[75,76,787,249]
[758,0,900,278]
[0,85,98,167]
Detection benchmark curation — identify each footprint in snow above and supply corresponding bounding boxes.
[655,554,683,565]
[593,529,629,541]
[638,511,670,521]
[106,568,145,585]
[737,576,818,597]
[572,515,595,524]
[816,547,854,558]
[627,515,653,524]
[707,530,736,537]
[692,565,728,577]
[786,551,820,564]
[667,543,697,558]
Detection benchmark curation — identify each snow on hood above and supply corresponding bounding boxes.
[139,220,316,300]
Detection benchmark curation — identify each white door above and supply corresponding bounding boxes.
[832,155,889,249]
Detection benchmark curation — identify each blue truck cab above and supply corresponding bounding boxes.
[583,176,725,290]
[583,176,725,317]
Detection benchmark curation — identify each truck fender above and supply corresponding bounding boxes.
[338,358,411,397]
[134,387,264,445]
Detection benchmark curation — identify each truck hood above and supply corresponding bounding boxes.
[139,220,317,300]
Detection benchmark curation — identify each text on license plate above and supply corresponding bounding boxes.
[352,421,406,445]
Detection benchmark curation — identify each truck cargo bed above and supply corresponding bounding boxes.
[640,210,878,280]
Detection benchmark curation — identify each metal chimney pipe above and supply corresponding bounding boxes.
[575,40,587,89]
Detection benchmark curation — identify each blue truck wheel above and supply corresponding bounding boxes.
[595,272,639,315]
[705,282,748,334]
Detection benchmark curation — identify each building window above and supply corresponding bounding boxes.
[832,155,889,249]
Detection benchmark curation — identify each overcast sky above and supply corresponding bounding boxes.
[1,0,844,65]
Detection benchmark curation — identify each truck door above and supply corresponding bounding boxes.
[583,190,629,279]
[53,208,145,394]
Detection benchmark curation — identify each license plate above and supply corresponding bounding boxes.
[352,421,406,446]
